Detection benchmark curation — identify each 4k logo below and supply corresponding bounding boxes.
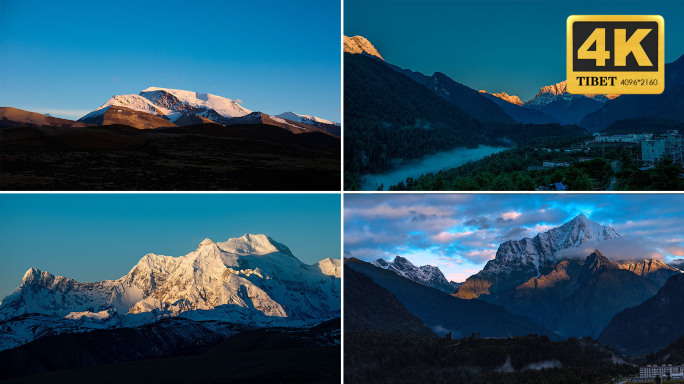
[567,15,664,94]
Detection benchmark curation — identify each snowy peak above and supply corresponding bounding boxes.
[489,214,619,274]
[479,90,523,106]
[669,259,684,271]
[555,213,620,244]
[199,238,215,247]
[79,87,337,134]
[373,256,459,293]
[343,35,384,60]
[276,111,338,126]
[139,87,252,119]
[20,268,71,289]
[97,94,170,117]
[1,234,340,333]
[217,234,288,256]
[525,80,620,106]
[21,267,42,284]
[316,258,342,278]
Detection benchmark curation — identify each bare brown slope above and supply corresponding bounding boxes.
[80,106,176,129]
[0,107,91,128]
[173,114,217,126]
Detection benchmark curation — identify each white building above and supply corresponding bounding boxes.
[639,364,684,379]
[641,132,683,164]
[542,161,571,168]
[595,133,653,143]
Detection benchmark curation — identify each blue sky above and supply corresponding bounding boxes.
[0,194,341,299]
[0,0,341,121]
[344,194,684,283]
[345,0,684,101]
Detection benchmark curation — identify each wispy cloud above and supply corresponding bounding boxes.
[344,194,684,281]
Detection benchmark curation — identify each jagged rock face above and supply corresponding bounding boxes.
[343,35,384,60]
[525,81,619,106]
[455,214,619,299]
[479,90,523,106]
[137,88,234,124]
[373,256,460,294]
[0,234,340,328]
[615,259,681,285]
[502,250,662,338]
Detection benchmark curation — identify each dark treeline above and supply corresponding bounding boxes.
[617,157,684,190]
[345,331,637,384]
[387,136,606,191]
[645,335,684,366]
[386,136,684,191]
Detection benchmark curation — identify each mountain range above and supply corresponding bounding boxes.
[373,255,460,293]
[345,258,555,339]
[599,273,684,354]
[452,214,681,338]
[349,213,683,347]
[0,234,341,351]
[76,87,339,135]
[455,213,620,300]
[344,35,684,132]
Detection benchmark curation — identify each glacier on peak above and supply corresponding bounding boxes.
[139,87,252,119]
[373,255,460,293]
[454,214,622,300]
[488,213,619,274]
[79,87,338,129]
[0,233,340,349]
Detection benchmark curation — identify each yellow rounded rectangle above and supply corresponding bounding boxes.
[567,15,664,95]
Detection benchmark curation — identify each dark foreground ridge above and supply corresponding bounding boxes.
[0,317,341,383]
[0,123,340,190]
[345,331,636,384]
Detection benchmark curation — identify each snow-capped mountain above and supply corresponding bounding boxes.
[373,256,460,293]
[455,214,619,299]
[0,234,340,350]
[80,87,251,125]
[343,35,384,60]
[479,90,523,106]
[520,81,622,125]
[140,87,252,120]
[615,258,683,285]
[668,258,684,271]
[488,213,619,275]
[276,112,338,126]
[79,87,338,132]
[525,81,620,107]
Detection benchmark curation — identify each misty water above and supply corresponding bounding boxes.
[362,145,507,190]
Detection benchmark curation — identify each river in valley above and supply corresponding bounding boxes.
[361,145,507,190]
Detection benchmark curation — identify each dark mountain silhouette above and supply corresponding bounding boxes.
[599,273,684,354]
[344,263,434,336]
[480,93,559,124]
[580,55,684,131]
[346,258,556,339]
[498,251,664,338]
[390,65,515,124]
[0,107,91,128]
